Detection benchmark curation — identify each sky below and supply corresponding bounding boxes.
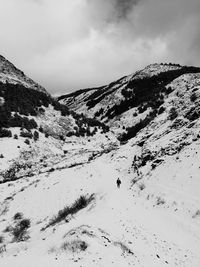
[0,0,200,94]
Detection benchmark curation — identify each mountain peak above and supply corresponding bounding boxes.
[0,54,48,94]
[130,62,182,80]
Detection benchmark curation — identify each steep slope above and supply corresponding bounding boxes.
[0,55,47,94]
[0,56,111,180]
[58,63,183,113]
[58,63,200,135]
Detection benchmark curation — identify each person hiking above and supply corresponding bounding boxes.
[116,178,121,188]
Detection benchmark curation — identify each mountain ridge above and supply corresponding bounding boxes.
[58,63,200,135]
[0,55,47,94]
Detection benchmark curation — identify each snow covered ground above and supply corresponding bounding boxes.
[0,133,200,267]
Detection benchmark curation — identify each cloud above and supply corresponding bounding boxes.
[0,0,200,94]
[85,0,140,25]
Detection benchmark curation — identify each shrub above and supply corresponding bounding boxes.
[192,209,200,219]
[24,139,30,145]
[33,130,39,141]
[113,241,133,255]
[60,135,65,141]
[3,226,12,233]
[0,154,4,158]
[38,107,45,113]
[3,162,27,182]
[94,108,104,117]
[20,130,33,139]
[166,86,173,94]
[138,105,147,114]
[13,212,23,221]
[168,107,178,120]
[39,126,43,133]
[13,134,18,139]
[0,128,12,138]
[185,106,200,121]
[61,240,88,253]
[0,236,4,243]
[156,197,165,205]
[12,218,31,242]
[138,183,145,191]
[45,194,95,228]
[190,92,197,102]
[158,106,165,114]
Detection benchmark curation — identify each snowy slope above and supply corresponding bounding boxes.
[0,55,47,94]
[0,56,111,177]
[0,133,200,267]
[58,63,182,115]
[58,63,200,135]
[1,62,200,266]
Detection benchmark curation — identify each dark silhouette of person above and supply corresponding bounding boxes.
[117,178,121,188]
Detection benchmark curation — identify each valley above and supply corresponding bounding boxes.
[0,58,200,266]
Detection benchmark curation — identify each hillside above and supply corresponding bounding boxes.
[0,55,47,94]
[0,61,200,266]
[58,63,200,135]
[0,55,112,181]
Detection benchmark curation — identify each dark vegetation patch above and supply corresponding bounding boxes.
[0,128,12,137]
[86,88,116,109]
[44,194,95,229]
[1,162,32,183]
[94,108,104,117]
[86,78,127,109]
[61,240,88,253]
[0,236,4,243]
[190,92,198,102]
[13,212,23,221]
[109,66,200,142]
[185,106,200,121]
[66,112,109,138]
[12,218,31,242]
[119,110,157,143]
[106,66,200,120]
[4,213,31,242]
[168,107,178,120]
[0,81,69,130]
[0,82,109,138]
[157,106,165,114]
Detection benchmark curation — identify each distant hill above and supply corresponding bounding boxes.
[58,63,200,139]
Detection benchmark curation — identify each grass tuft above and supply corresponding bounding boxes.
[61,240,88,253]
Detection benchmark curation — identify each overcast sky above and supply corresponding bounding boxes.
[0,0,200,94]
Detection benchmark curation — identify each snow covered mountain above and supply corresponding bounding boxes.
[58,63,200,135]
[0,55,111,177]
[0,55,47,94]
[1,61,200,266]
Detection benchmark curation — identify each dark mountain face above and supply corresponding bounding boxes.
[0,55,109,140]
[0,81,67,129]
